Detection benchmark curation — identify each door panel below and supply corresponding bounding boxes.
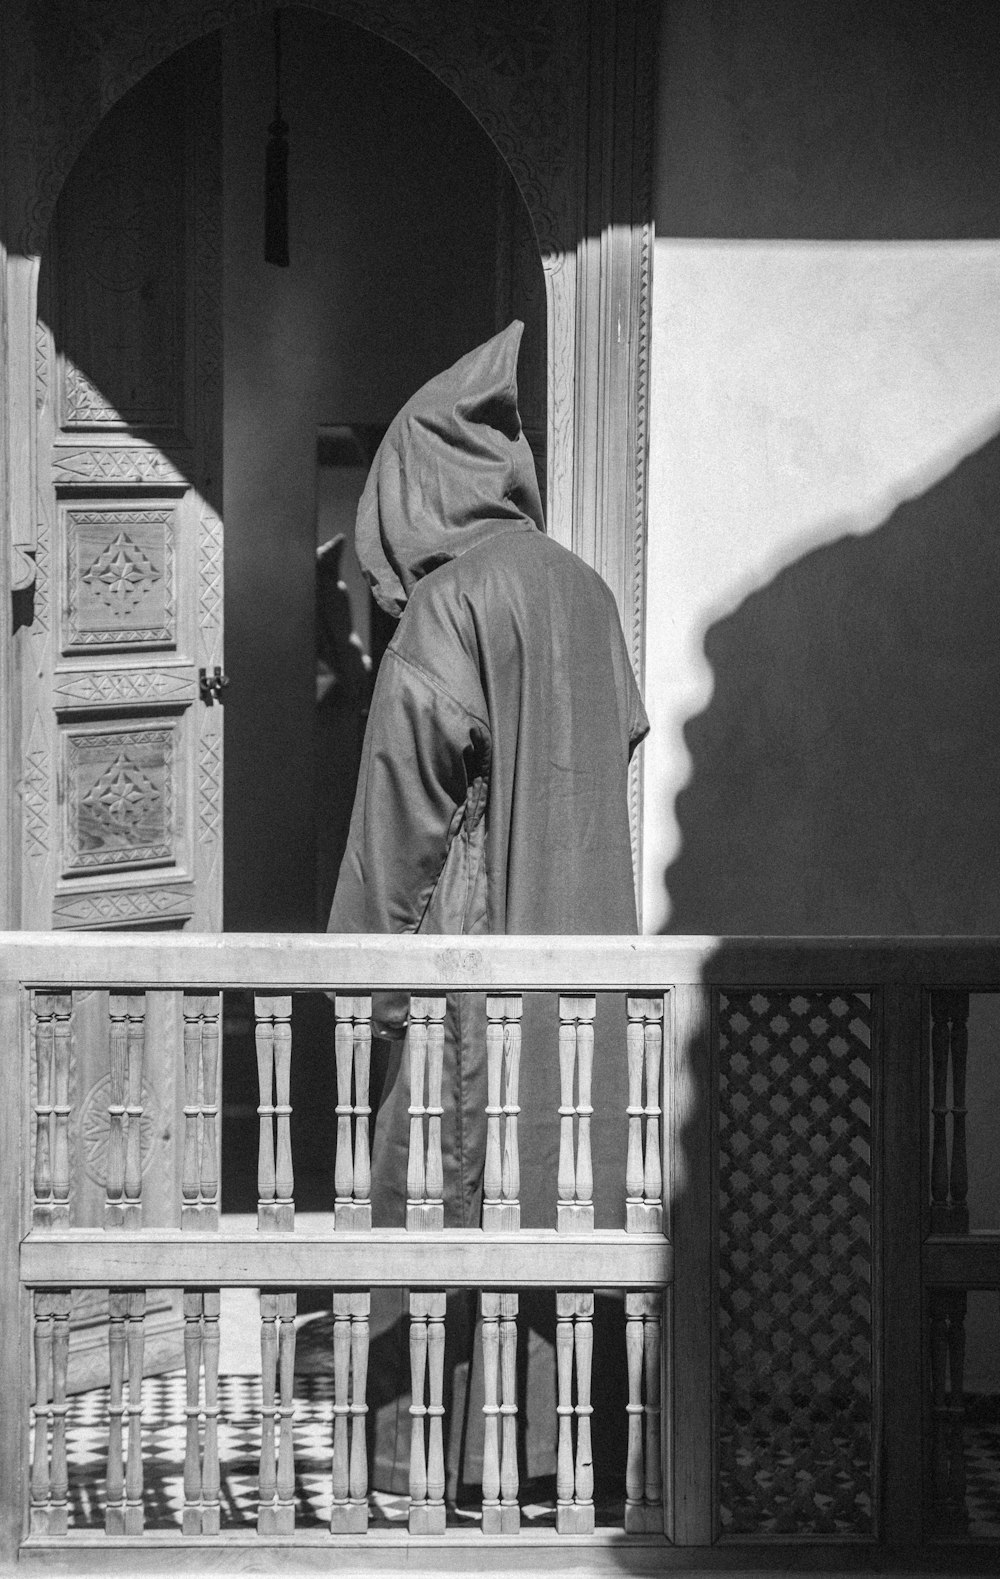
[27,41,222,934]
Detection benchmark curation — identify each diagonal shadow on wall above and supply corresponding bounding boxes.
[664,429,1000,936]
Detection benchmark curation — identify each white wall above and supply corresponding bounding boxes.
[643,0,1000,936]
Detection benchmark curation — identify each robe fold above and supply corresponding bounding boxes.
[328,319,648,1496]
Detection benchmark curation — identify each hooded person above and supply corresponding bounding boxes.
[328,319,648,1504]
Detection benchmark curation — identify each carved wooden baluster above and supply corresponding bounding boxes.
[424,999,446,1228]
[32,995,54,1226]
[574,1292,595,1529]
[484,1013,505,1226]
[555,1291,595,1533]
[107,997,128,1225]
[499,1292,519,1530]
[626,999,665,1233]
[200,1000,221,1225]
[182,1006,203,1222]
[407,998,446,1230]
[331,1290,370,1531]
[50,996,72,1224]
[624,1291,664,1532]
[485,997,522,1230]
[348,1292,370,1522]
[625,1009,645,1226]
[555,1292,575,1527]
[334,1005,355,1221]
[409,1291,446,1532]
[334,996,373,1230]
[929,1288,969,1531]
[182,1292,203,1533]
[124,1290,146,1534]
[643,1295,663,1516]
[481,1293,501,1529]
[949,994,969,1230]
[30,1291,70,1535]
[203,1291,221,1534]
[259,1290,297,1533]
[106,1292,127,1533]
[407,1000,427,1226]
[331,1295,351,1524]
[259,1294,278,1529]
[256,997,294,1231]
[182,995,222,1227]
[31,1293,53,1533]
[123,995,146,1226]
[642,1001,664,1229]
[558,998,596,1231]
[482,1291,520,1533]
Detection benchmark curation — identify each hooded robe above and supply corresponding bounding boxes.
[328,320,648,1497]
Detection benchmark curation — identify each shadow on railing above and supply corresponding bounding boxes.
[2,931,998,1572]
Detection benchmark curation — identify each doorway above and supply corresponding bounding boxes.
[217,7,547,1210]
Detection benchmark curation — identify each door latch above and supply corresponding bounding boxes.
[199,666,230,705]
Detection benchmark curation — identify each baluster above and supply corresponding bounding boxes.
[182,1010,202,1219]
[482,1291,520,1533]
[32,995,54,1226]
[484,997,522,1231]
[558,998,596,1231]
[929,1288,969,1532]
[331,1290,370,1531]
[626,998,665,1234]
[409,1291,446,1532]
[930,995,950,1226]
[182,995,222,1228]
[334,997,373,1230]
[624,1291,664,1531]
[51,996,72,1223]
[124,1290,146,1534]
[499,1292,519,1530]
[182,1293,203,1533]
[203,1291,221,1533]
[106,1293,127,1532]
[259,1295,277,1526]
[555,1291,595,1533]
[107,997,128,1225]
[407,999,446,1230]
[555,1292,575,1526]
[259,1291,297,1533]
[949,994,969,1229]
[930,992,972,1233]
[256,997,294,1231]
[30,1291,70,1534]
[121,995,146,1226]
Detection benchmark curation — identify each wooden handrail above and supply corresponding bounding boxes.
[1,931,997,991]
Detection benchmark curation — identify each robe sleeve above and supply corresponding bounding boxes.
[328,645,490,1035]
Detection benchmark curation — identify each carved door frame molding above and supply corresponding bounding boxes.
[1,0,657,927]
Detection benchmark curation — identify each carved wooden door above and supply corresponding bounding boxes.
[20,44,222,1383]
[25,43,222,936]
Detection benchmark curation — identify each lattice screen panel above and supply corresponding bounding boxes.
[718,991,873,1536]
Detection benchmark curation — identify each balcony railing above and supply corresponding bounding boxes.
[1,931,997,1573]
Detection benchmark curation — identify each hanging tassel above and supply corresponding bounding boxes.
[265,9,289,266]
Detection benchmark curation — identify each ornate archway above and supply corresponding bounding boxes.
[1,0,657,924]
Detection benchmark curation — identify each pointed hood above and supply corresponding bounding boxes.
[356,320,544,617]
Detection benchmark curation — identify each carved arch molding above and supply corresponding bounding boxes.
[1,0,657,914]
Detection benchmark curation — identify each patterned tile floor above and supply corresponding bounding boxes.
[60,1371,615,1533]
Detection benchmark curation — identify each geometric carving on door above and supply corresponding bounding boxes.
[22,712,51,868]
[53,668,196,708]
[198,502,223,637]
[197,731,222,848]
[63,725,175,873]
[52,884,195,929]
[64,506,175,649]
[52,448,186,485]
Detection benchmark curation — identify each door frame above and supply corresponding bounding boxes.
[1,0,658,928]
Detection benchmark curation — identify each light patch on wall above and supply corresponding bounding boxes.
[643,238,1000,931]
